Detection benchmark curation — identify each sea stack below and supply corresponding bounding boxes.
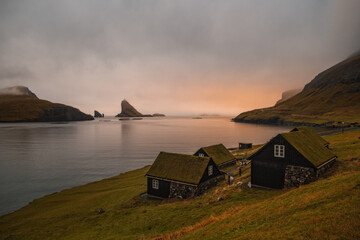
[94,110,104,118]
[116,99,151,117]
[0,86,94,122]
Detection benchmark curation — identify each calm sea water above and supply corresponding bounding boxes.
[0,117,291,216]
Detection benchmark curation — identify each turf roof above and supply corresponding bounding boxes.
[291,127,329,146]
[199,144,235,165]
[281,131,336,167]
[146,152,211,185]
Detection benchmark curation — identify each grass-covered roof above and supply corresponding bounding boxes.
[281,130,336,167]
[200,144,235,165]
[146,152,211,185]
[291,127,329,145]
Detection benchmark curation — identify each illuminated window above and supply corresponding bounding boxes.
[199,153,205,157]
[274,145,285,158]
[208,165,213,176]
[152,179,159,189]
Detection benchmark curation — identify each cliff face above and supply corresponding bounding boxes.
[234,52,360,125]
[275,89,301,105]
[0,87,94,122]
[116,100,150,117]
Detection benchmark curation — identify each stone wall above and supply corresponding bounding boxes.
[317,159,336,177]
[196,175,225,195]
[284,165,316,188]
[169,183,197,199]
[169,175,225,199]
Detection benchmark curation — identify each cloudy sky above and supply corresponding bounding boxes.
[0,0,359,116]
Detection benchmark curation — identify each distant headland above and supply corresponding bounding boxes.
[0,86,94,122]
[233,51,360,126]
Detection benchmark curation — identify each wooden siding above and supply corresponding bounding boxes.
[147,177,171,198]
[251,134,316,188]
[199,158,223,183]
[194,149,208,157]
[239,143,252,149]
[252,159,285,189]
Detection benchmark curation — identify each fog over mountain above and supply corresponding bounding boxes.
[0,0,359,115]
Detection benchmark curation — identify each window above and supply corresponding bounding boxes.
[274,145,285,158]
[199,153,205,157]
[152,179,159,189]
[208,165,213,176]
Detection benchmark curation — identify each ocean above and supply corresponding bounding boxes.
[0,117,291,216]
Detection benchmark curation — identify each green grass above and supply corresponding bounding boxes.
[0,130,359,240]
[234,82,360,125]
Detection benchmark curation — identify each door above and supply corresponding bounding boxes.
[251,160,285,189]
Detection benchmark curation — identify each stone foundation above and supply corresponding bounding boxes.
[317,159,336,177]
[284,159,336,188]
[169,183,197,199]
[284,165,316,188]
[169,175,225,199]
[196,175,225,195]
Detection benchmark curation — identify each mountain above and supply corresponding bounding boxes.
[233,52,360,125]
[115,99,152,117]
[0,86,94,122]
[275,89,301,105]
[0,86,38,99]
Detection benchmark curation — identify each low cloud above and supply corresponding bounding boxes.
[0,66,34,81]
[0,0,359,115]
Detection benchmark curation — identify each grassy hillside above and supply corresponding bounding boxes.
[0,95,93,122]
[0,130,359,240]
[234,54,360,125]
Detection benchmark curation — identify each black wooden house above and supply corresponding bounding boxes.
[146,152,225,199]
[194,144,236,168]
[239,143,252,149]
[249,127,336,189]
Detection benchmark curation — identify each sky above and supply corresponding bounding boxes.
[0,0,360,116]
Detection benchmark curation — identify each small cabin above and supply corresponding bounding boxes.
[239,142,252,149]
[249,127,336,189]
[145,152,225,199]
[194,143,236,168]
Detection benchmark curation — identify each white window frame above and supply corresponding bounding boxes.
[208,165,213,176]
[274,145,285,158]
[199,153,205,157]
[152,179,159,189]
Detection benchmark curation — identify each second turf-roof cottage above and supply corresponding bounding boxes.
[249,127,336,189]
[146,152,225,199]
[194,143,236,168]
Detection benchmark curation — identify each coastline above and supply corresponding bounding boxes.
[1,125,355,217]
[0,129,359,239]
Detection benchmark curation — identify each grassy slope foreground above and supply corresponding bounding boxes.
[0,130,359,240]
[234,53,360,125]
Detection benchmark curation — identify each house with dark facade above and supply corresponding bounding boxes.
[239,142,252,149]
[145,152,225,199]
[194,143,236,168]
[249,127,336,189]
